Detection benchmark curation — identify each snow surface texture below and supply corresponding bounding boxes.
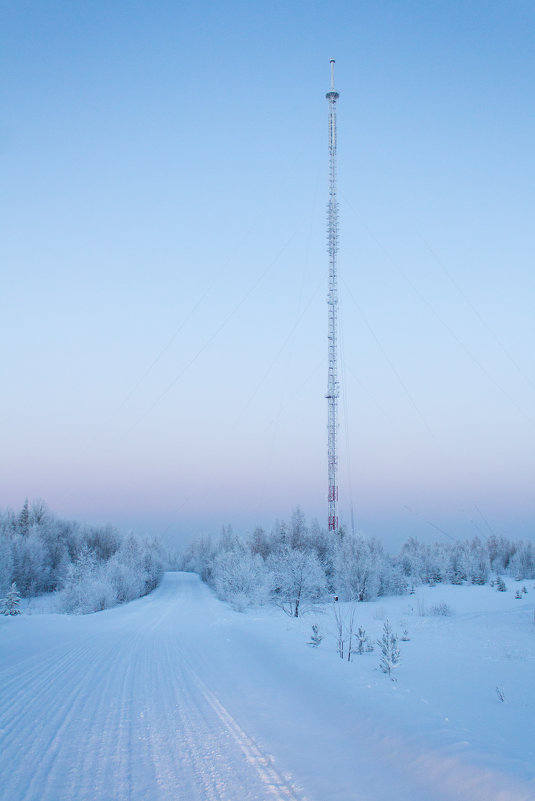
[1,572,534,801]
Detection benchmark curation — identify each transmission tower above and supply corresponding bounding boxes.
[326,58,340,532]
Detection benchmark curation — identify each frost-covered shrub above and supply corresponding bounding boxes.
[58,535,163,614]
[212,547,272,609]
[105,555,145,603]
[59,546,112,614]
[106,535,163,602]
[180,536,216,583]
[429,602,453,617]
[60,573,117,615]
[140,538,165,593]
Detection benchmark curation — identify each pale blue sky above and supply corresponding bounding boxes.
[2,1,534,548]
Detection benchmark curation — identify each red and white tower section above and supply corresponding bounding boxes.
[326,58,340,532]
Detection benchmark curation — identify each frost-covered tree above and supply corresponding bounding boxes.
[1,582,22,615]
[333,535,381,601]
[181,536,216,583]
[11,529,50,596]
[60,545,105,614]
[0,531,14,597]
[331,601,359,661]
[269,544,326,617]
[487,536,517,575]
[466,538,491,585]
[509,542,535,580]
[17,499,30,536]
[28,498,50,528]
[289,507,308,550]
[249,526,271,560]
[83,524,121,563]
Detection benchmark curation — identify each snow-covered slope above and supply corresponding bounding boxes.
[1,573,533,801]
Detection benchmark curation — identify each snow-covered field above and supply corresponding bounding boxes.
[1,572,534,801]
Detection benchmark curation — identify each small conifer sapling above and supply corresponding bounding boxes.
[378,620,401,679]
[1,582,22,616]
[309,624,323,647]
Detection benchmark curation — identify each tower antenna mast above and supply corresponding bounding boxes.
[326,58,340,532]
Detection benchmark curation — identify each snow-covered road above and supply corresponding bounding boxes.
[1,573,533,801]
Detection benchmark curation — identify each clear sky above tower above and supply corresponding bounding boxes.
[2,1,534,547]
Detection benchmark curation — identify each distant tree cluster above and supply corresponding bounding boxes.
[0,500,163,614]
[180,508,535,613]
[399,534,535,586]
[180,509,403,614]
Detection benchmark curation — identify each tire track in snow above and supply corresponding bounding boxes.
[0,640,96,732]
[3,643,108,801]
[1,602,161,800]
[179,654,306,801]
[145,640,221,801]
[60,637,146,801]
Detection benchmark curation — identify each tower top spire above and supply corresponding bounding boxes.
[326,58,339,100]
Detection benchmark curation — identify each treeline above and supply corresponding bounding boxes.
[0,500,163,614]
[180,509,535,614]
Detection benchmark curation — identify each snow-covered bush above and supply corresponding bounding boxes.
[59,545,123,614]
[429,602,453,617]
[105,556,145,603]
[212,546,273,609]
[58,535,163,614]
[180,535,216,583]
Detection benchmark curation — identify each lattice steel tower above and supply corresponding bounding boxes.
[326,58,340,532]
